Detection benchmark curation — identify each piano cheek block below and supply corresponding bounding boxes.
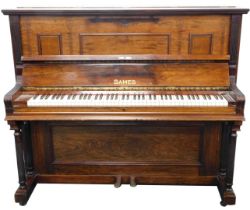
[2,6,248,206]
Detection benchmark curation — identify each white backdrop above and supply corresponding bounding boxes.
[0,1,250,209]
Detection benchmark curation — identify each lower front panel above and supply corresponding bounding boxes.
[31,121,221,182]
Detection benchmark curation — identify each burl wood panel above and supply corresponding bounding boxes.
[52,125,200,163]
[31,122,221,176]
[20,15,230,57]
[22,63,230,87]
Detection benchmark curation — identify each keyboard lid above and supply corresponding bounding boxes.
[21,63,230,89]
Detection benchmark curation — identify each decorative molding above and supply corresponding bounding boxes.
[37,34,63,55]
[79,33,170,55]
[189,33,213,55]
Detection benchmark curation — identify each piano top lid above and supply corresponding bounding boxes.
[2,6,249,16]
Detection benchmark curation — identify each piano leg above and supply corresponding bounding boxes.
[8,121,37,206]
[217,122,241,206]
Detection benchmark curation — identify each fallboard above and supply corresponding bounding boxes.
[22,63,230,88]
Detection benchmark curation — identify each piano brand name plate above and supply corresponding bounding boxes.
[114,79,136,85]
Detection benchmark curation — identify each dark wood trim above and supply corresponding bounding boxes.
[4,83,21,114]
[2,7,249,16]
[22,121,34,175]
[9,15,22,77]
[37,174,218,185]
[8,121,26,188]
[229,15,243,79]
[14,175,37,206]
[217,122,242,206]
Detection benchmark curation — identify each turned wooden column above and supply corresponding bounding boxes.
[218,121,242,206]
[22,121,34,175]
[9,121,26,188]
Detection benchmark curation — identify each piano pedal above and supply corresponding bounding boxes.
[114,176,122,188]
[130,176,137,187]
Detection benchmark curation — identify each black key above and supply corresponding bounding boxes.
[67,94,72,100]
[207,95,211,100]
[122,94,125,100]
[115,94,118,100]
[83,94,88,100]
[202,95,207,100]
[191,95,195,100]
[79,94,83,100]
[154,95,156,100]
[214,95,218,100]
[176,95,179,100]
[165,95,168,100]
[95,94,98,100]
[33,95,39,99]
[72,94,77,100]
[87,94,92,100]
[218,95,223,100]
[180,95,184,100]
[195,95,199,99]
[188,95,191,100]
[169,95,172,100]
[100,94,103,100]
[52,94,57,100]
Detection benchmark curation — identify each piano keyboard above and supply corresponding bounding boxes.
[27,94,229,107]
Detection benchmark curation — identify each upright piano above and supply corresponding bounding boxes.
[2,7,249,206]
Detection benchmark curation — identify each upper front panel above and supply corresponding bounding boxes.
[20,15,230,58]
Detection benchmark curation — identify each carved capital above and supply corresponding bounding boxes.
[232,121,242,132]
[8,121,19,131]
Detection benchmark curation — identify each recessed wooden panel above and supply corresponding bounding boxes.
[52,125,201,163]
[22,63,230,87]
[189,34,213,54]
[79,33,170,55]
[31,121,221,176]
[37,34,62,55]
[20,15,230,57]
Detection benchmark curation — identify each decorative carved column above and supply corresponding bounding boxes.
[22,121,34,175]
[218,121,242,206]
[9,121,26,189]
